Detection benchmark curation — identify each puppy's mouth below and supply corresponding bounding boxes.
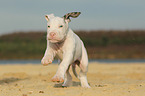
[48,38,62,43]
[48,37,65,43]
[48,38,58,42]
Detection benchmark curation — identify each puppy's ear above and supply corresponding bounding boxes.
[63,12,81,23]
[45,15,49,21]
[45,14,55,21]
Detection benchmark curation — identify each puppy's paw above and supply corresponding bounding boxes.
[41,58,52,66]
[51,75,64,82]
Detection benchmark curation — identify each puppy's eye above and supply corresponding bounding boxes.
[48,25,50,28]
[59,25,63,28]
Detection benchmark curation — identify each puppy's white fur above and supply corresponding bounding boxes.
[41,13,90,88]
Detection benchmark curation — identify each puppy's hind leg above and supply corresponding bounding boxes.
[62,65,72,87]
[79,45,90,88]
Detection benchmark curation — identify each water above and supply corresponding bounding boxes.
[0,60,41,64]
[90,59,145,63]
[0,59,145,64]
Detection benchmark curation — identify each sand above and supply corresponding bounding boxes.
[0,62,145,96]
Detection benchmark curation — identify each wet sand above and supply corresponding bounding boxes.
[0,62,145,96]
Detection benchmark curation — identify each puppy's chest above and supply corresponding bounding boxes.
[56,49,63,60]
[52,43,64,60]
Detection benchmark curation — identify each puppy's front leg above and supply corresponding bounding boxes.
[41,47,55,66]
[51,52,74,82]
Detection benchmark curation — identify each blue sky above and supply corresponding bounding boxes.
[0,0,145,35]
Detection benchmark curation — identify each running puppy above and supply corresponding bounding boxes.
[41,12,90,88]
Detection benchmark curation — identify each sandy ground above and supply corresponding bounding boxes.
[0,62,145,96]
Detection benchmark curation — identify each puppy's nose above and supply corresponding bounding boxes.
[50,32,56,37]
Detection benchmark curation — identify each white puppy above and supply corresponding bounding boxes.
[41,12,90,88]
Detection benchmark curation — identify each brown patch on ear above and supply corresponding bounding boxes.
[63,12,81,22]
[45,15,49,21]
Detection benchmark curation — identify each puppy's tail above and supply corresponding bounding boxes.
[72,65,79,78]
[72,60,80,79]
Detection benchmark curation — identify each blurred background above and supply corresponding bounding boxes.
[0,0,145,63]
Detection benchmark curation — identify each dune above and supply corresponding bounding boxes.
[0,62,145,96]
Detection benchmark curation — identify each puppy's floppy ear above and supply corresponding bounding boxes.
[63,12,81,22]
[45,14,55,21]
[45,15,49,21]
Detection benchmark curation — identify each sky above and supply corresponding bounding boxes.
[0,0,145,35]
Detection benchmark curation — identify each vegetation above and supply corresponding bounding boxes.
[0,30,145,59]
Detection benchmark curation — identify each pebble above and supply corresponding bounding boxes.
[28,91,33,94]
[95,84,107,87]
[39,90,44,93]
[22,94,27,96]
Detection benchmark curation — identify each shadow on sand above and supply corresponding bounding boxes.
[0,77,20,84]
[54,81,81,88]
[0,77,28,85]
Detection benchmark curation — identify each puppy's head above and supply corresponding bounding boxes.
[45,12,81,43]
